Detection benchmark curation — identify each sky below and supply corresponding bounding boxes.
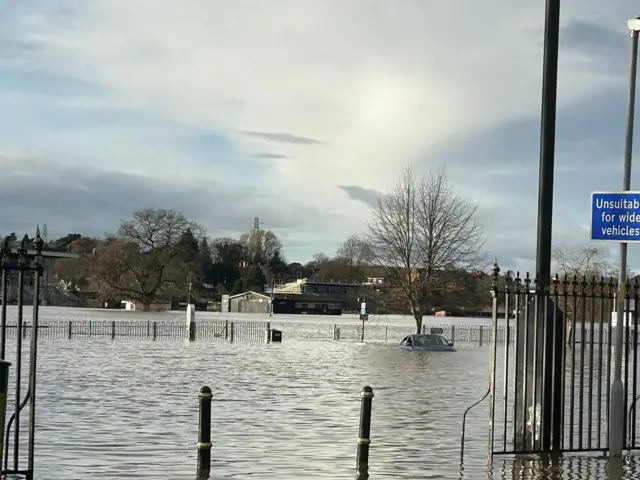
[0,0,638,271]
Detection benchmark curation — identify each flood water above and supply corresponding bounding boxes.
[2,306,640,479]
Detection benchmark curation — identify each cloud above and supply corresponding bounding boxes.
[255,153,289,159]
[241,131,327,146]
[0,152,355,261]
[0,1,637,268]
[339,186,383,207]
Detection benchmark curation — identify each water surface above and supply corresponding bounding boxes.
[0,307,637,479]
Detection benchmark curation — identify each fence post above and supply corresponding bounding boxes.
[196,386,212,479]
[188,305,196,341]
[67,321,72,340]
[265,322,271,344]
[230,322,235,343]
[356,386,374,480]
[479,326,483,347]
[111,321,116,340]
[152,322,157,341]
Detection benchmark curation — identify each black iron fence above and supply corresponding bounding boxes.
[2,319,269,343]
[482,263,640,458]
[0,231,45,479]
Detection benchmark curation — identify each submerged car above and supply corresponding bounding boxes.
[398,328,456,352]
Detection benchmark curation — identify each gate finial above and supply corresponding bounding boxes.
[491,258,500,285]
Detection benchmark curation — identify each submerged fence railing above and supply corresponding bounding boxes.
[309,322,617,346]
[2,319,269,343]
[0,319,623,346]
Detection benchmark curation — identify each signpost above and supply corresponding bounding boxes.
[591,191,640,456]
[590,16,639,460]
[359,298,368,343]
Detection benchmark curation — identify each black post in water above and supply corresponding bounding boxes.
[196,386,212,479]
[356,386,374,480]
[27,229,44,475]
[515,0,562,454]
[0,237,8,360]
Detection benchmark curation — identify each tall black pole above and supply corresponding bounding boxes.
[514,0,562,454]
[536,0,561,453]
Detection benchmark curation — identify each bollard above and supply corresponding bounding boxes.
[356,386,374,480]
[188,305,196,341]
[265,322,271,344]
[196,386,212,479]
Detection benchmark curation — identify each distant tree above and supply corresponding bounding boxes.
[49,233,82,252]
[552,245,614,278]
[552,244,617,346]
[246,264,267,291]
[367,166,486,334]
[232,277,249,295]
[90,209,204,310]
[335,235,373,282]
[210,237,243,286]
[240,228,283,265]
[199,238,215,284]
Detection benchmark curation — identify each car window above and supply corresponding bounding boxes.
[433,336,446,345]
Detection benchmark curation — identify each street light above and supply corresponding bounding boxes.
[610,15,640,459]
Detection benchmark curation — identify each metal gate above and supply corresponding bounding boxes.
[0,230,44,479]
[487,262,640,456]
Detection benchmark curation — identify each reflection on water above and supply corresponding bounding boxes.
[0,307,639,478]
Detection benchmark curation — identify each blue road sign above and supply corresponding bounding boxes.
[591,191,640,242]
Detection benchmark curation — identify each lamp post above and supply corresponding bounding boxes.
[525,0,562,453]
[609,15,640,459]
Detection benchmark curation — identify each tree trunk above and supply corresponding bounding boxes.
[409,301,423,334]
[414,313,423,334]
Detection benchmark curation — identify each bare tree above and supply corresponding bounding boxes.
[552,244,616,345]
[367,166,485,333]
[553,245,613,278]
[240,228,283,265]
[335,235,372,281]
[91,209,204,310]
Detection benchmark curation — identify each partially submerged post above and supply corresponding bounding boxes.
[356,386,374,479]
[196,386,212,479]
[0,360,11,471]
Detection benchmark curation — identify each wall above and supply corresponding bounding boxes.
[229,293,271,314]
